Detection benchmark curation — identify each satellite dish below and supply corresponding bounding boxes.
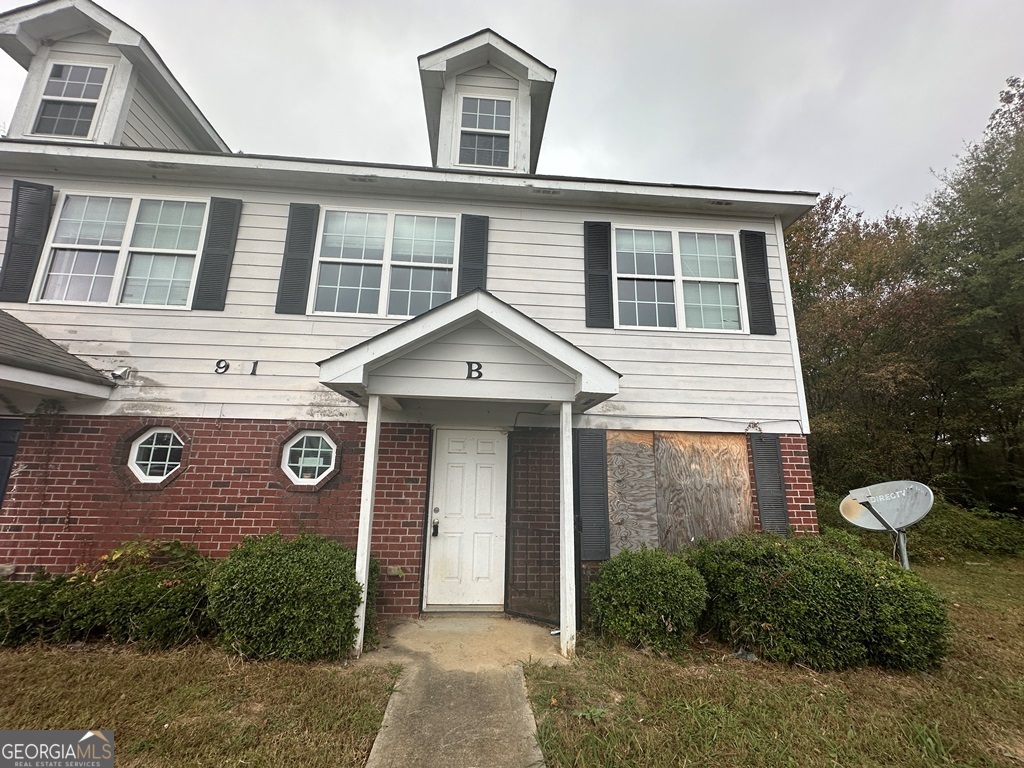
[840,481,933,531]
[839,480,933,570]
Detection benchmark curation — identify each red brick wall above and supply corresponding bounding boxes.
[507,428,560,623]
[748,433,818,534]
[0,414,430,618]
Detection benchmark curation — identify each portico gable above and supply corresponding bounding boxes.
[318,289,619,657]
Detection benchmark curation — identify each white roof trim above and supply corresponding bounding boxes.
[0,0,228,152]
[418,29,555,83]
[0,362,113,400]
[0,141,818,227]
[318,290,619,410]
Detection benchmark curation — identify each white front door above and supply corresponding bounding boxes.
[425,429,507,608]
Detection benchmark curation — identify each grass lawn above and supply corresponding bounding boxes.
[0,644,399,767]
[526,557,1024,767]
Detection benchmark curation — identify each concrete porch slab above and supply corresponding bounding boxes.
[361,614,564,768]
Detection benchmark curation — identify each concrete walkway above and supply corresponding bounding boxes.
[361,614,566,768]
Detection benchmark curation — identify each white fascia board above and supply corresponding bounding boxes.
[0,363,113,400]
[418,31,555,84]
[0,142,818,227]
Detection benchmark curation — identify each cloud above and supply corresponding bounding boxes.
[0,0,1020,217]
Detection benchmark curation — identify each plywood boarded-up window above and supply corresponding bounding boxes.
[607,431,660,555]
[606,431,753,555]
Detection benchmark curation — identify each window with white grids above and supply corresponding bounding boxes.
[679,232,742,331]
[36,194,208,307]
[313,211,456,318]
[615,229,677,328]
[458,96,512,168]
[129,428,184,483]
[33,64,108,138]
[282,432,337,485]
[613,227,744,331]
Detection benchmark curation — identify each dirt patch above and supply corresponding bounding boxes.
[363,614,566,672]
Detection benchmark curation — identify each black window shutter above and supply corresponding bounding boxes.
[457,214,488,295]
[0,181,55,303]
[275,203,320,315]
[749,432,790,534]
[740,230,777,335]
[574,428,610,560]
[583,221,613,328]
[191,197,243,311]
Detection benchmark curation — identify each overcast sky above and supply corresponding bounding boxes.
[1,0,1021,218]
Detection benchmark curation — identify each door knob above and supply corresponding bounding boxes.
[431,519,439,537]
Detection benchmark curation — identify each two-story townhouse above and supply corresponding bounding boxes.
[0,0,817,656]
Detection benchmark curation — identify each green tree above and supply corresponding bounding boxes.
[786,194,956,493]
[918,76,1024,511]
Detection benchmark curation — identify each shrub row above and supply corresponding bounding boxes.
[0,534,379,660]
[589,530,950,672]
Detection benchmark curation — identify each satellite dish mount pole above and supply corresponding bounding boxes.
[859,500,910,570]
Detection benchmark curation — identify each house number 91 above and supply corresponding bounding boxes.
[214,360,260,375]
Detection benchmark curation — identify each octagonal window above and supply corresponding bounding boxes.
[129,427,184,483]
[283,431,337,485]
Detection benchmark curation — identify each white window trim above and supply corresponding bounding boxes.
[451,93,515,171]
[612,226,749,334]
[282,431,338,486]
[31,190,211,310]
[27,58,113,143]
[308,206,461,319]
[128,427,184,484]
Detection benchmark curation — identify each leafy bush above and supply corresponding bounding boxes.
[1,540,213,648]
[0,575,65,646]
[589,547,708,650]
[85,540,214,648]
[862,557,950,670]
[692,534,871,670]
[207,533,363,661]
[691,532,950,671]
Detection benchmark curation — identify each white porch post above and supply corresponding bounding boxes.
[559,399,577,657]
[353,394,382,658]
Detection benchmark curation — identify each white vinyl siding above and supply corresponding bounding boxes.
[368,320,576,401]
[0,172,802,432]
[120,83,205,151]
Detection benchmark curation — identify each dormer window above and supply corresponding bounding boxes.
[458,96,512,168]
[33,64,108,138]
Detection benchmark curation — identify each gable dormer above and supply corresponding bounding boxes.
[0,0,227,152]
[418,30,555,175]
